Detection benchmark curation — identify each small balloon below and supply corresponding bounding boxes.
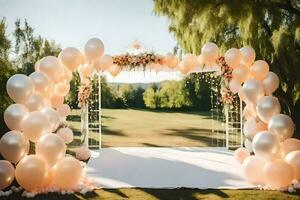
[76,146,91,161]
[57,104,71,117]
[79,63,94,77]
[229,79,241,94]
[234,147,250,164]
[24,93,44,111]
[29,72,53,97]
[285,151,300,180]
[39,56,64,83]
[242,155,265,185]
[244,139,253,153]
[0,160,15,190]
[108,64,122,77]
[250,60,269,80]
[201,42,219,64]
[54,82,70,96]
[262,72,279,95]
[0,131,29,164]
[240,46,256,66]
[49,93,64,109]
[184,54,198,70]
[56,127,73,144]
[281,138,300,156]
[84,38,104,61]
[268,114,295,142]
[6,74,34,103]
[4,104,28,131]
[41,107,60,132]
[178,61,190,74]
[58,47,82,71]
[224,48,242,68]
[232,64,249,83]
[93,55,113,71]
[242,79,264,104]
[256,96,281,123]
[243,103,257,120]
[62,67,73,82]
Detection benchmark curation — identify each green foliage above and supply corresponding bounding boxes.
[65,72,80,108]
[143,87,160,109]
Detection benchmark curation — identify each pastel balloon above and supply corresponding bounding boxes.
[229,79,240,94]
[184,54,198,70]
[15,155,48,191]
[80,63,94,77]
[54,82,70,96]
[252,131,280,161]
[36,134,66,167]
[242,155,265,184]
[24,93,44,111]
[262,72,279,95]
[57,104,71,117]
[263,160,294,189]
[108,64,122,77]
[242,79,264,104]
[234,147,250,164]
[201,42,219,63]
[224,48,242,68]
[244,139,253,153]
[163,53,174,67]
[21,111,51,142]
[76,146,91,161]
[56,127,73,144]
[0,131,29,164]
[41,107,60,132]
[243,118,258,141]
[238,87,247,102]
[62,67,73,82]
[39,56,63,83]
[34,60,40,71]
[84,38,104,61]
[178,61,190,74]
[49,93,64,109]
[169,56,179,69]
[251,60,269,80]
[59,47,82,71]
[94,55,113,71]
[232,64,249,83]
[243,104,257,120]
[4,104,28,131]
[281,138,300,156]
[29,72,53,97]
[197,54,204,66]
[52,157,82,189]
[268,114,295,142]
[6,74,34,103]
[0,160,15,190]
[285,151,300,180]
[240,46,256,66]
[256,96,281,123]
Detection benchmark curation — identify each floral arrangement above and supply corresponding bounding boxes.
[78,82,92,107]
[112,52,162,70]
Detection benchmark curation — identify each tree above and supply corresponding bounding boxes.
[119,85,135,107]
[143,87,160,109]
[154,0,300,133]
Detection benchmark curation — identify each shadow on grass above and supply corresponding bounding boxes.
[102,125,127,137]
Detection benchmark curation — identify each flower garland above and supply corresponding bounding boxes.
[78,82,92,107]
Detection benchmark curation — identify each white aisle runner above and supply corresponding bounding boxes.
[85,147,254,189]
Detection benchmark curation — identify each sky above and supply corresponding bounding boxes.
[0,0,183,83]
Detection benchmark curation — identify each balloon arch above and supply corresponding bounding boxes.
[0,37,298,196]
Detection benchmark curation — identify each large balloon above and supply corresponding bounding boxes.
[281,138,300,156]
[232,64,249,83]
[252,131,280,161]
[268,114,294,142]
[15,155,48,191]
[234,147,250,164]
[6,74,34,103]
[242,155,265,184]
[285,151,300,180]
[108,64,122,77]
[262,72,279,95]
[41,107,60,132]
[59,47,82,71]
[54,82,70,96]
[240,46,256,66]
[250,60,269,80]
[84,38,104,61]
[39,56,63,83]
[0,131,29,164]
[93,55,113,71]
[52,157,82,189]
[21,111,51,142]
[0,160,15,190]
[24,93,44,111]
[4,104,28,131]
[242,79,264,104]
[36,134,66,167]
[224,48,242,68]
[29,71,53,97]
[201,42,219,63]
[256,96,281,123]
[263,160,294,189]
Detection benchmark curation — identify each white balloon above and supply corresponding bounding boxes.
[262,72,279,95]
[6,74,34,103]
[268,114,295,142]
[242,79,264,104]
[84,38,104,61]
[4,104,28,131]
[41,107,60,132]
[256,96,281,123]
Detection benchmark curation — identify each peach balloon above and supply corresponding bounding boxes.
[242,79,264,104]
[184,54,198,70]
[268,114,295,142]
[80,63,94,77]
[40,168,53,188]
[240,46,256,66]
[0,160,15,190]
[54,82,70,96]
[285,151,300,180]
[41,107,60,132]
[39,56,63,83]
[108,64,122,77]
[59,47,82,71]
[76,146,91,161]
[281,138,300,156]
[238,87,247,102]
[234,147,250,164]
[197,54,204,66]
[15,155,48,191]
[4,104,28,131]
[229,79,240,94]
[178,61,190,74]
[232,64,249,83]
[21,111,51,142]
[36,134,66,167]
[0,131,29,164]
[6,74,34,103]
[29,71,53,97]
[256,96,281,123]
[57,104,71,117]
[262,72,279,95]
[163,53,174,67]
[34,60,40,71]
[263,160,294,189]
[56,127,73,144]
[201,42,219,63]
[93,54,113,71]
[169,56,179,69]
[250,60,269,80]
[224,48,242,68]
[244,139,253,153]
[49,93,64,109]
[243,103,257,120]
[62,67,73,82]
[243,118,259,141]
[242,155,265,184]
[84,38,104,61]
[52,157,82,189]
[24,93,44,111]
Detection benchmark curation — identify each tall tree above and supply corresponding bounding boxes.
[154,0,300,131]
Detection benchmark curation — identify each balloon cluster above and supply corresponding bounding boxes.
[0,38,109,194]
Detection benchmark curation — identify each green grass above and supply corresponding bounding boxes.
[2,188,300,200]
